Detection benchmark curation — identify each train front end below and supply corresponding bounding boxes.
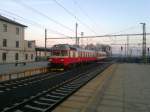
[48,44,70,70]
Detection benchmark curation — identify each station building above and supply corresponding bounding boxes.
[0,15,35,64]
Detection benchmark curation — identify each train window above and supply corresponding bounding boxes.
[68,51,70,57]
[70,51,73,57]
[52,51,60,56]
[61,50,68,56]
[73,52,76,57]
[52,50,68,56]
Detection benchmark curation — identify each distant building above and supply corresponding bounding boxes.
[0,15,35,63]
[24,40,36,62]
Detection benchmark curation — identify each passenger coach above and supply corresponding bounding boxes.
[48,44,107,69]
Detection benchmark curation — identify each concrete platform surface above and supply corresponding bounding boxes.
[0,61,48,74]
[53,63,150,112]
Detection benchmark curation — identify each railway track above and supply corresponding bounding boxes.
[2,62,111,112]
[0,72,59,93]
[0,62,103,111]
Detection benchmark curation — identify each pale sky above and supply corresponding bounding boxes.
[0,0,150,53]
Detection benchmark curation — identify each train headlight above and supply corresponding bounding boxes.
[60,59,64,61]
[49,59,52,61]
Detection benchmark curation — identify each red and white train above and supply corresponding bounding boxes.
[48,44,108,70]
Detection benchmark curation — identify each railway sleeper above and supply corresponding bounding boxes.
[59,87,74,91]
[63,85,78,89]
[43,95,61,101]
[67,83,84,87]
[55,89,72,93]
[24,104,46,112]
[51,91,67,96]
[40,97,58,103]
[46,94,63,99]
[28,102,49,109]
[37,99,55,105]
[33,101,51,106]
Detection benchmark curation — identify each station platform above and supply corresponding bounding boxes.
[0,61,48,75]
[53,63,150,112]
[0,61,49,82]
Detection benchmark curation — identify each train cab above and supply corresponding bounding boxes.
[49,44,70,69]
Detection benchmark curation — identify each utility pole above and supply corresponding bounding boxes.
[75,22,78,46]
[140,23,146,62]
[45,29,47,57]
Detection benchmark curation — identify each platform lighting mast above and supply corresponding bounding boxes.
[45,29,47,57]
[126,35,129,57]
[140,23,146,62]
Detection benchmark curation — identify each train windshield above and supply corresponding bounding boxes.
[52,50,68,56]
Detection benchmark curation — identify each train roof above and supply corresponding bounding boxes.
[51,44,75,50]
[51,44,106,53]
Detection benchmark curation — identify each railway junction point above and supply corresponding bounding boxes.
[53,63,150,112]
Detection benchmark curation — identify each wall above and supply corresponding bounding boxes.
[0,20,35,63]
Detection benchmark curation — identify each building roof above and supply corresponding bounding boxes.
[0,15,27,27]
[35,47,51,52]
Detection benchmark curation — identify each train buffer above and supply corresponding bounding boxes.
[53,63,150,112]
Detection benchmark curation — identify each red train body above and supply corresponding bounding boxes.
[48,44,107,69]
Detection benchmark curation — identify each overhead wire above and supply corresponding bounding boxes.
[72,0,105,43]
[105,25,140,42]
[0,9,73,38]
[73,0,98,31]
[53,0,98,35]
[53,0,139,43]
[12,0,75,34]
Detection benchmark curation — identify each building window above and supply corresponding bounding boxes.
[3,39,7,47]
[31,54,33,60]
[2,53,6,61]
[3,24,7,32]
[16,27,19,35]
[15,53,19,60]
[16,41,19,48]
[28,42,32,48]
[25,54,28,60]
